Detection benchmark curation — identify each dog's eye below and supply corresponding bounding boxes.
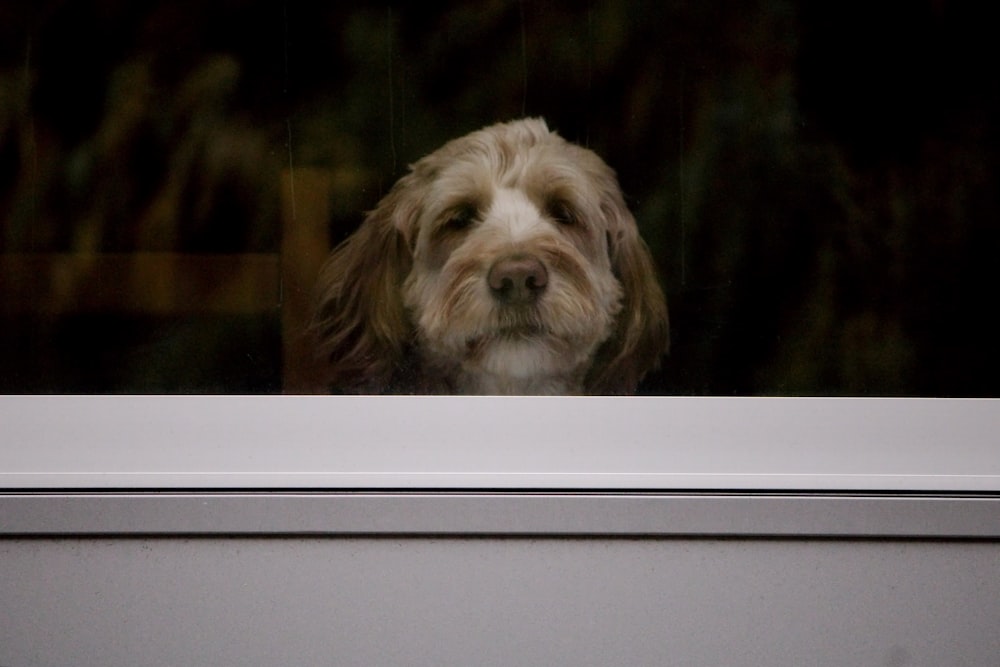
[443,205,478,232]
[546,199,580,227]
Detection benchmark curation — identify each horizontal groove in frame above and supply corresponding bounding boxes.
[2,492,999,539]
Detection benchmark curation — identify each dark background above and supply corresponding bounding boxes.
[2,0,998,395]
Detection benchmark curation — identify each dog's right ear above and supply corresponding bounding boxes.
[585,190,670,395]
[310,174,423,393]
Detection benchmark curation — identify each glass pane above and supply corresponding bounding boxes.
[2,2,997,395]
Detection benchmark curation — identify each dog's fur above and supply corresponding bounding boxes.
[311,118,668,394]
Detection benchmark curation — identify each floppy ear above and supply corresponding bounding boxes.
[585,196,670,394]
[310,177,422,393]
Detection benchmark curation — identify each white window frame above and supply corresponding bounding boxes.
[2,396,998,493]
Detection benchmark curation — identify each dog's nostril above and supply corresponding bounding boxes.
[487,255,548,303]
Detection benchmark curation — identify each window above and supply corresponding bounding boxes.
[2,2,997,396]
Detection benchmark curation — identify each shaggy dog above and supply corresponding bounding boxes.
[311,118,668,394]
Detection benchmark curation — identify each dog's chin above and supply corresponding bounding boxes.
[448,332,587,394]
[465,323,547,350]
[429,306,607,365]
[456,318,602,384]
[415,298,616,393]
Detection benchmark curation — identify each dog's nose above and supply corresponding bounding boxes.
[487,254,548,304]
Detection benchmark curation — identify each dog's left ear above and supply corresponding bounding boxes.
[586,193,670,394]
[310,172,424,393]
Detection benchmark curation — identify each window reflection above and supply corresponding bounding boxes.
[1,2,997,395]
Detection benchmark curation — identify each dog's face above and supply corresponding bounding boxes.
[313,119,668,394]
[400,122,627,393]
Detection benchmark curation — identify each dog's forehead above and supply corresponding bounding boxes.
[424,132,608,196]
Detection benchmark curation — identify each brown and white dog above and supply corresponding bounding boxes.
[311,118,668,394]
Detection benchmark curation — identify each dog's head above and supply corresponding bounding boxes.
[312,118,668,394]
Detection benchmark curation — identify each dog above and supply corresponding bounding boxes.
[311,118,668,394]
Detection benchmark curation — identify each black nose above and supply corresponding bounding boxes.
[487,254,548,304]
